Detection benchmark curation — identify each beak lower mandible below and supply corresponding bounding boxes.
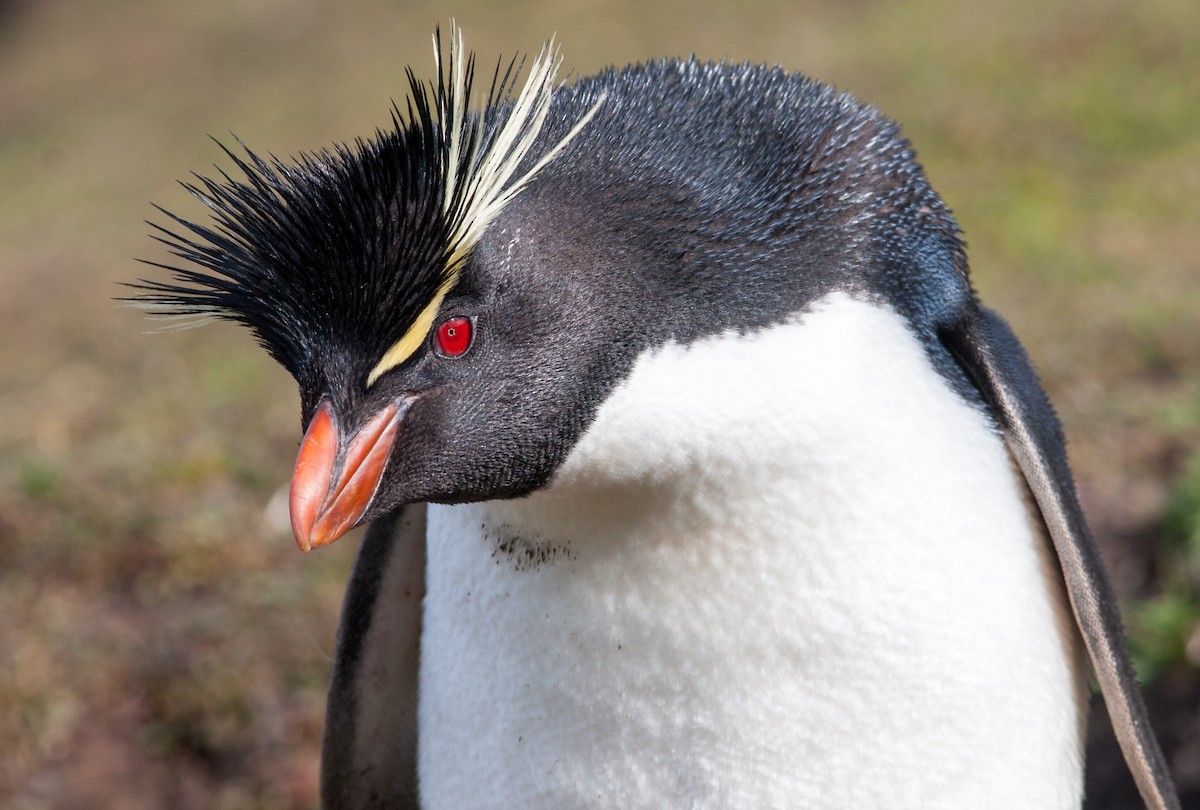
[288,400,403,552]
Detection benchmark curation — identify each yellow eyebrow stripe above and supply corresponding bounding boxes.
[365,25,605,389]
[366,283,452,386]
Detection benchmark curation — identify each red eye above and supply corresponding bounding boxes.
[434,316,473,357]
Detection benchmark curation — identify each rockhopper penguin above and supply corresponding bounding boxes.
[133,26,1180,810]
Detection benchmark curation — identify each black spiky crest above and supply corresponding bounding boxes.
[129,25,603,398]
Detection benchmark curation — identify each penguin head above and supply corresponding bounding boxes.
[134,30,613,550]
[134,30,971,552]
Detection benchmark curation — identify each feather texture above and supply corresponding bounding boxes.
[367,25,604,385]
[128,25,603,395]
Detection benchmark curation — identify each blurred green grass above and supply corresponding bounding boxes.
[1,0,1197,807]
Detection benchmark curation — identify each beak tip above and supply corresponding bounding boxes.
[307,511,355,550]
[293,530,313,553]
[290,490,357,552]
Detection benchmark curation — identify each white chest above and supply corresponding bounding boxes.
[417,295,1086,809]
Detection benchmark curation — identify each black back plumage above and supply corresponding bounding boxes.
[516,59,976,390]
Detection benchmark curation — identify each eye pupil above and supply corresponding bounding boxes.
[435,316,473,357]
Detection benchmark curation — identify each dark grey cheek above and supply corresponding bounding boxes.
[371,381,562,510]
[369,256,639,508]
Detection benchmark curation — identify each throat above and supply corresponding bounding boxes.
[420,472,828,806]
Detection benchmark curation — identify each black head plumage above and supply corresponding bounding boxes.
[130,27,600,406]
[135,119,445,393]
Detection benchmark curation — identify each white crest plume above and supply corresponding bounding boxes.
[366,25,605,385]
[438,24,604,273]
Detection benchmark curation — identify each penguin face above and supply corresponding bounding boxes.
[346,229,581,503]
[285,190,645,550]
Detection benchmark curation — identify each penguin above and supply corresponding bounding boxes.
[133,27,1180,810]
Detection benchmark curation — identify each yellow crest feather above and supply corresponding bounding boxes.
[367,26,605,386]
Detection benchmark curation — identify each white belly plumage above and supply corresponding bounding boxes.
[418,293,1086,809]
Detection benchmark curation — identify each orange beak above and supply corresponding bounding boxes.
[288,401,404,552]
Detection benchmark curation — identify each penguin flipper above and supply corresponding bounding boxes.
[941,304,1179,810]
[321,504,426,810]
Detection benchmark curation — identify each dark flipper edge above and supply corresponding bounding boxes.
[942,304,1179,810]
[321,505,426,810]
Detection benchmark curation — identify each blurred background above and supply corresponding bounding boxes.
[1,0,1197,807]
